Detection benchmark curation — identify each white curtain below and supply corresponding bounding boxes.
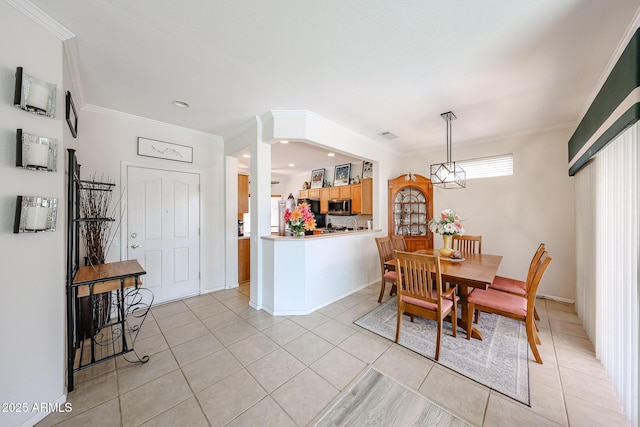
[575,121,639,426]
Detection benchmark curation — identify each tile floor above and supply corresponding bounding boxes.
[38,283,630,426]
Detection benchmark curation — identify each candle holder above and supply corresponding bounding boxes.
[16,129,57,172]
[13,67,57,117]
[14,196,58,233]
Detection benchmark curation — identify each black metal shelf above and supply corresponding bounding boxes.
[65,149,152,392]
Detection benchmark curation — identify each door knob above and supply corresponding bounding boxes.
[131,232,137,238]
[131,244,142,249]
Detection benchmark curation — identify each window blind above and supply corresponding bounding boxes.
[457,154,513,180]
[575,121,639,425]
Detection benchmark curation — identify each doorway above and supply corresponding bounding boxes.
[126,166,200,304]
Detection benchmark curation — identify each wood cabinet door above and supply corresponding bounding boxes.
[308,188,320,199]
[299,189,309,199]
[339,186,351,199]
[320,188,329,213]
[351,184,362,213]
[238,174,249,215]
[361,178,373,215]
[329,187,340,199]
[238,238,250,283]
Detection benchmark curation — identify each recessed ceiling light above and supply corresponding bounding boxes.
[289,163,295,167]
[243,154,250,158]
[172,100,190,108]
[328,153,335,157]
[378,131,398,139]
[280,140,289,144]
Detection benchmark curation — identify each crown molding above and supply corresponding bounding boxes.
[83,104,222,139]
[6,0,75,40]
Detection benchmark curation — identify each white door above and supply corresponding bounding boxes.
[127,166,200,304]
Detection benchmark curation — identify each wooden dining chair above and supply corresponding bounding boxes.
[490,243,545,321]
[391,235,408,252]
[395,250,457,361]
[375,236,398,303]
[466,250,552,364]
[452,235,482,254]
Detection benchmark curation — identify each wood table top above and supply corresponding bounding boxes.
[73,260,146,286]
[386,249,503,288]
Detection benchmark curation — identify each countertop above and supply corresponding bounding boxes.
[262,228,380,240]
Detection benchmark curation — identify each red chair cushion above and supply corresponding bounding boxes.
[401,294,454,312]
[467,288,527,317]
[384,271,397,282]
[490,275,526,296]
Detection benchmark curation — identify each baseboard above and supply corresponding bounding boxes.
[537,293,575,304]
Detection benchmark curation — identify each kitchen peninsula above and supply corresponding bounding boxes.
[261,228,380,315]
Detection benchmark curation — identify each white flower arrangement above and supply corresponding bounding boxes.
[428,208,465,236]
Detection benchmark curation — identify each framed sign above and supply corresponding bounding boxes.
[334,163,351,186]
[310,168,324,189]
[137,137,193,163]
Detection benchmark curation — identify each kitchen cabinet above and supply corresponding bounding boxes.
[351,184,362,213]
[238,174,249,217]
[361,178,373,215]
[339,186,351,199]
[301,179,372,216]
[327,185,351,200]
[351,179,372,214]
[320,187,330,213]
[238,238,250,283]
[388,174,433,252]
[329,187,340,199]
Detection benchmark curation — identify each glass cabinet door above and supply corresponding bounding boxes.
[393,187,427,236]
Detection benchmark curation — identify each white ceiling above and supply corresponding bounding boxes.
[25,0,640,176]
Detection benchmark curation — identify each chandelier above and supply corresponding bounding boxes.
[430,111,466,189]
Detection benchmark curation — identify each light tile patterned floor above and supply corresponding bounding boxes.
[38,283,630,426]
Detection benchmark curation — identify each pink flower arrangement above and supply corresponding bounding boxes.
[428,208,465,236]
[284,202,317,236]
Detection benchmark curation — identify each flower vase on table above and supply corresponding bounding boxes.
[284,202,316,237]
[428,209,465,257]
[440,234,454,257]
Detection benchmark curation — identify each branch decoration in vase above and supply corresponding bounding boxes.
[284,202,316,237]
[428,208,465,257]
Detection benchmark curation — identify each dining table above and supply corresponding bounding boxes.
[385,248,503,340]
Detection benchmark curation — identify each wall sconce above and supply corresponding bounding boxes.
[14,196,58,233]
[16,129,57,172]
[14,67,57,117]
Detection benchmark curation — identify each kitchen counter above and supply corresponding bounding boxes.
[262,228,379,241]
[260,228,381,315]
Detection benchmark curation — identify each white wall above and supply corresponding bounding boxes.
[76,106,226,294]
[0,3,66,426]
[402,127,576,300]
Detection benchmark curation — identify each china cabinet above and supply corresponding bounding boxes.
[388,174,433,252]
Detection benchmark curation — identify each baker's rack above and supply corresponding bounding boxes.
[65,149,152,392]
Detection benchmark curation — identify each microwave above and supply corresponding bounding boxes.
[328,199,353,216]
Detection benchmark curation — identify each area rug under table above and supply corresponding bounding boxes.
[354,296,530,406]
